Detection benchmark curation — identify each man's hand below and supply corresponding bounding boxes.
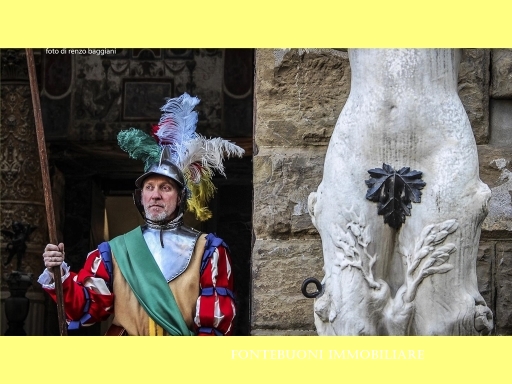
[43,243,65,271]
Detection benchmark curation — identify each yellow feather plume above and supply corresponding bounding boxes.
[184,166,217,221]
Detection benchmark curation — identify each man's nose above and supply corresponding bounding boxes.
[150,189,162,199]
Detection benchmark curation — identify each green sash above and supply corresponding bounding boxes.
[109,227,194,336]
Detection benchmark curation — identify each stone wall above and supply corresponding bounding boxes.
[252,49,512,335]
[477,49,512,335]
[252,49,351,335]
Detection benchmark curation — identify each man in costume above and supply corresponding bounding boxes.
[39,93,244,336]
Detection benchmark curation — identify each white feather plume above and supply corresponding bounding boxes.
[155,93,200,163]
[177,135,245,182]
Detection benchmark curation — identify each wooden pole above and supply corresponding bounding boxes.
[25,49,68,336]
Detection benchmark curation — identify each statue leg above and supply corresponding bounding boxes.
[310,176,398,335]
[396,172,492,335]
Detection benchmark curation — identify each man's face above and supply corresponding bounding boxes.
[141,175,181,222]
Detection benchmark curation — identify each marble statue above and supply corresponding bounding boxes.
[308,49,493,335]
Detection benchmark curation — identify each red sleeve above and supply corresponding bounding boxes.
[43,249,114,328]
[195,245,236,336]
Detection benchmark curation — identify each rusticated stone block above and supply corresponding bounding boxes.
[495,242,512,335]
[478,145,512,236]
[458,49,490,144]
[253,153,324,239]
[476,242,494,307]
[478,145,512,188]
[255,49,350,148]
[490,49,512,98]
[251,239,324,332]
[490,99,512,148]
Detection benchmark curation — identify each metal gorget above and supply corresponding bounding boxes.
[142,224,201,283]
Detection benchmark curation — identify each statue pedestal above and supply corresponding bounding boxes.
[4,271,33,336]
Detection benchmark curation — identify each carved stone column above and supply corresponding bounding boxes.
[1,49,47,335]
[308,49,493,335]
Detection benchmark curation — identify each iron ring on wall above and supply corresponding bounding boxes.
[301,277,323,298]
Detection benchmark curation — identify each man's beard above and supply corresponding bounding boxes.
[144,207,173,223]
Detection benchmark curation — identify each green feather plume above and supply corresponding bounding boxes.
[117,128,161,171]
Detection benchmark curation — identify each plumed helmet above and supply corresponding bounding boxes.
[118,93,245,222]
